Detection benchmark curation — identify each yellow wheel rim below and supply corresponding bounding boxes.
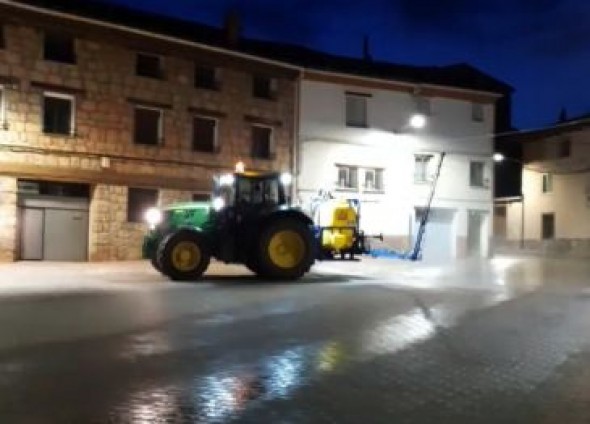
[268,230,305,269]
[171,241,201,272]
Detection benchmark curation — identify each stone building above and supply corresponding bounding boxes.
[0,0,299,261]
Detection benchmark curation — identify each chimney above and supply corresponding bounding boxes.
[224,10,241,46]
[362,35,372,62]
[558,107,568,123]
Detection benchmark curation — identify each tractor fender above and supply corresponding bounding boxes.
[260,209,314,227]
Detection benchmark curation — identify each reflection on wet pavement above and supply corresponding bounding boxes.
[2,258,590,422]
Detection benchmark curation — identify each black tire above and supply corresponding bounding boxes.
[150,253,163,273]
[157,230,211,281]
[256,218,314,280]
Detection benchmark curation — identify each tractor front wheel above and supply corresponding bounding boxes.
[257,219,314,280]
[157,231,211,281]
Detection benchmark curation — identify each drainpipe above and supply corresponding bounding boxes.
[520,192,525,249]
[292,70,302,203]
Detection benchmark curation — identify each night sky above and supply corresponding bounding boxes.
[106,0,590,130]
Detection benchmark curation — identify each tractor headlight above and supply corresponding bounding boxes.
[212,196,225,211]
[144,207,162,229]
[280,172,293,186]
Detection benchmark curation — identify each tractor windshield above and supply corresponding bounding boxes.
[236,176,284,206]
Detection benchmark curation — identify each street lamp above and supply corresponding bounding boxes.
[409,113,427,129]
[493,152,505,162]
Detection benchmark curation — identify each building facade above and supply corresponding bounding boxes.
[497,117,590,257]
[297,70,505,261]
[0,1,298,261]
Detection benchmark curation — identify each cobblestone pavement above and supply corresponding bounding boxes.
[1,257,590,423]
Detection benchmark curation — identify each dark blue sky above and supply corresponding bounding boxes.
[108,0,590,130]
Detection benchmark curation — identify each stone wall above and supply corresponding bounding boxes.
[0,11,297,261]
[0,177,17,262]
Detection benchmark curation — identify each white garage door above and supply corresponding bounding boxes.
[413,208,455,263]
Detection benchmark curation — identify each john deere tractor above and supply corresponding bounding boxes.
[142,171,316,280]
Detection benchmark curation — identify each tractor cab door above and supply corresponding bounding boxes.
[232,176,284,259]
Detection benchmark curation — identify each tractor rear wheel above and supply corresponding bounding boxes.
[150,253,163,273]
[157,231,211,281]
[256,219,314,280]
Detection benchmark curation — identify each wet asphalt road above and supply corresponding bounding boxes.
[2,258,590,423]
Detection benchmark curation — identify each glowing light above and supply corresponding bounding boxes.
[235,161,245,173]
[212,197,225,211]
[409,113,427,129]
[219,174,235,186]
[280,172,293,186]
[144,207,162,228]
[493,153,505,162]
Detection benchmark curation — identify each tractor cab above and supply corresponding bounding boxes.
[212,171,291,212]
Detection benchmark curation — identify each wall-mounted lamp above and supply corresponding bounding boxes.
[409,114,427,129]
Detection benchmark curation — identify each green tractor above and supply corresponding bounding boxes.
[142,171,316,280]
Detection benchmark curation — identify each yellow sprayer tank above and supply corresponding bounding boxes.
[316,200,358,252]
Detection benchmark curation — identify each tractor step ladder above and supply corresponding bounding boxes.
[408,152,446,261]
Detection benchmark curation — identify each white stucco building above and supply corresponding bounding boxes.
[296,66,510,261]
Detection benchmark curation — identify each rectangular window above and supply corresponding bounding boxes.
[414,154,433,183]
[134,106,162,146]
[472,103,484,122]
[44,31,76,64]
[195,66,219,90]
[558,138,571,158]
[192,116,217,153]
[364,168,383,191]
[0,87,6,129]
[252,75,276,99]
[416,96,431,116]
[43,93,74,135]
[136,53,163,79]
[193,193,210,202]
[251,125,273,159]
[542,173,553,193]
[346,94,367,127]
[541,213,555,240]
[127,188,158,223]
[337,165,358,189]
[470,161,485,187]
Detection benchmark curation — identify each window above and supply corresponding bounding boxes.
[472,103,484,122]
[364,168,383,191]
[195,66,219,90]
[541,213,555,240]
[44,31,75,64]
[134,106,162,146]
[346,94,367,127]
[470,161,485,187]
[0,24,5,49]
[127,188,158,223]
[414,154,433,183]
[236,177,282,205]
[415,96,431,116]
[192,116,217,153]
[337,165,358,189]
[251,125,273,159]
[558,138,571,158]
[43,93,74,135]
[252,75,276,99]
[542,173,553,193]
[136,53,163,79]
[193,193,210,202]
[0,86,6,129]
